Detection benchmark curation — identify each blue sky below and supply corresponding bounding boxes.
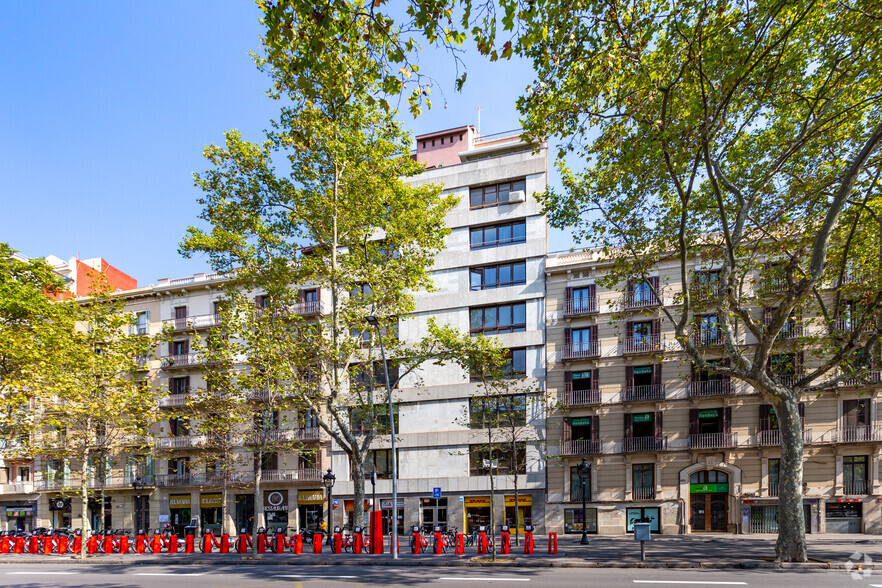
[0,2,572,285]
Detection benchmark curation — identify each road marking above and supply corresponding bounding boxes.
[633,582,747,586]
[274,575,358,579]
[7,572,78,575]
[133,573,207,576]
[439,578,530,582]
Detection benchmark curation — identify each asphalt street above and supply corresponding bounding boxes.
[0,564,876,588]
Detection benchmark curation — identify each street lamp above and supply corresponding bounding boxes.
[577,457,591,545]
[323,468,336,545]
[131,477,143,534]
[366,314,399,559]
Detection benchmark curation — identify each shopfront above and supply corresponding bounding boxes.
[169,494,191,535]
[264,490,289,532]
[826,501,863,533]
[689,471,728,532]
[504,495,532,533]
[380,499,404,535]
[421,497,447,532]
[626,507,661,533]
[464,497,491,533]
[344,499,369,530]
[297,490,324,531]
[199,493,223,535]
[235,494,254,533]
[4,503,35,532]
[88,497,112,532]
[563,507,597,534]
[49,497,71,529]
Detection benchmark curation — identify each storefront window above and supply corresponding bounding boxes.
[626,507,660,532]
[200,493,223,534]
[564,508,597,534]
[265,490,289,532]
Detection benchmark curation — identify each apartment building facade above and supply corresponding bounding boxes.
[544,249,882,536]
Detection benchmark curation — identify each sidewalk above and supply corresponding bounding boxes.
[1,534,879,570]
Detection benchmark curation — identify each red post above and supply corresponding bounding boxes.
[149,534,163,553]
[354,534,363,554]
[547,532,558,555]
[200,534,212,553]
[389,533,399,555]
[57,536,69,554]
[274,534,285,554]
[524,532,533,554]
[501,531,510,555]
[167,535,178,554]
[292,534,302,554]
[370,511,383,554]
[42,535,54,555]
[118,535,130,554]
[13,537,25,554]
[477,532,487,555]
[312,535,322,554]
[71,535,82,555]
[332,533,342,554]
[182,534,194,554]
[257,533,266,554]
[0,536,10,553]
[455,533,464,555]
[28,536,39,554]
[218,534,230,554]
[433,532,443,554]
[102,534,114,554]
[135,534,146,554]
[236,533,249,554]
[86,535,98,554]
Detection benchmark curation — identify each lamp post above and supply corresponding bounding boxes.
[366,315,398,559]
[323,468,336,545]
[131,477,143,534]
[577,457,591,545]
[370,467,377,518]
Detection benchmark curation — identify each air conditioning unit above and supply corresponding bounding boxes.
[509,190,526,203]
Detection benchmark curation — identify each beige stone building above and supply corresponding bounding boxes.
[544,249,882,536]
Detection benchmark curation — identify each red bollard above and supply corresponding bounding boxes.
[273,534,285,554]
[71,535,82,554]
[433,532,443,554]
[200,534,213,553]
[135,534,146,554]
[455,533,464,555]
[547,532,557,555]
[13,537,25,554]
[332,533,342,554]
[500,531,510,555]
[312,535,322,554]
[118,535,130,554]
[218,534,230,553]
[235,533,249,554]
[86,535,98,554]
[292,534,302,554]
[149,534,163,553]
[0,536,10,554]
[167,535,178,554]
[102,534,114,554]
[389,533,399,555]
[524,532,534,554]
[57,535,69,554]
[42,535,54,555]
[411,531,421,555]
[477,532,488,555]
[370,511,383,554]
[354,533,363,554]
[256,533,266,554]
[184,534,195,554]
[27,536,39,554]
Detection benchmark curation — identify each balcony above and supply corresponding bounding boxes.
[843,481,869,495]
[159,394,190,408]
[622,436,666,452]
[155,435,207,450]
[692,283,724,303]
[560,439,601,456]
[163,314,222,332]
[622,385,665,402]
[156,474,198,487]
[294,300,322,316]
[693,331,725,347]
[832,318,874,334]
[838,371,882,387]
[261,468,322,482]
[756,428,812,446]
[0,482,34,494]
[563,297,597,317]
[562,383,601,406]
[39,478,75,491]
[832,426,882,443]
[296,427,322,441]
[776,323,803,340]
[160,354,203,370]
[561,341,601,360]
[769,483,779,497]
[688,432,737,449]
[85,475,156,489]
[624,289,662,309]
[688,379,734,397]
[633,485,655,500]
[624,336,664,354]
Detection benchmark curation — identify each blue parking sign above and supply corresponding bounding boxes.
[432,487,441,499]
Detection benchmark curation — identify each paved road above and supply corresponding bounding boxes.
[0,564,875,587]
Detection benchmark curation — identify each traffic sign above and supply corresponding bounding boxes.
[432,487,441,499]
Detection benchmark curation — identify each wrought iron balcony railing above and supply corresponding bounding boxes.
[561,341,601,360]
[622,436,667,452]
[560,439,601,456]
[688,432,737,449]
[562,383,601,406]
[622,384,665,402]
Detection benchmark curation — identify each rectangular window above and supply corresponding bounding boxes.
[470,261,527,291]
[769,458,780,496]
[349,405,399,436]
[564,508,598,534]
[470,221,526,249]
[468,443,527,476]
[469,179,526,209]
[469,303,527,336]
[133,311,149,335]
[569,465,591,502]
[169,377,189,396]
[469,395,528,429]
[632,464,654,500]
[365,449,399,479]
[843,455,868,495]
[470,348,527,381]
[626,507,660,532]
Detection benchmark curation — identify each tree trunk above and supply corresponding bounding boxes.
[79,476,89,559]
[351,456,366,532]
[252,453,263,555]
[99,487,106,534]
[774,395,808,562]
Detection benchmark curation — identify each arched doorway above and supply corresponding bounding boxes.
[689,470,729,531]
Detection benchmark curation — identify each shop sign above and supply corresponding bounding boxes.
[169,494,191,508]
[200,493,223,508]
[698,409,719,419]
[297,490,324,505]
[344,499,369,511]
[571,417,591,426]
[264,490,288,512]
[5,507,34,517]
[464,497,491,507]
[504,495,532,507]
[690,483,729,494]
[380,499,404,509]
[632,413,652,423]
[633,367,653,375]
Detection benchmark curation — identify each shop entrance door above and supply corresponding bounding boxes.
[691,493,727,531]
[133,496,149,533]
[421,498,448,532]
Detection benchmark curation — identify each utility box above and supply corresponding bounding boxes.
[633,522,652,542]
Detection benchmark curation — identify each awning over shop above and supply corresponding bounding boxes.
[504,495,532,507]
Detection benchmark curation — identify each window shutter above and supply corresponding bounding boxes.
[859,399,870,426]
[169,418,177,437]
[650,276,660,300]
[563,418,572,442]
[626,279,634,296]
[564,371,572,394]
[184,376,191,393]
[759,405,771,432]
[654,411,663,437]
[795,352,803,376]
[590,415,600,442]
[591,368,600,391]
[844,400,857,428]
[652,363,662,386]
[168,341,174,356]
[625,365,634,387]
[271,453,279,470]
[652,318,661,337]
[183,339,190,355]
[565,286,574,308]
[588,284,596,299]
[723,406,732,434]
[299,290,305,303]
[589,325,598,345]
[624,413,633,439]
[625,320,634,340]
[564,328,572,348]
[316,288,321,303]
[689,409,699,436]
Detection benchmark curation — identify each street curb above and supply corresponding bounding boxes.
[0,556,871,570]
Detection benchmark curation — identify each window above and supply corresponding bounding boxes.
[469,221,526,249]
[167,457,190,476]
[133,311,149,335]
[626,507,660,532]
[469,303,527,335]
[298,451,317,469]
[171,340,189,356]
[696,315,722,345]
[169,376,189,396]
[351,361,400,390]
[570,465,591,501]
[626,277,660,307]
[469,178,526,209]
[571,328,594,353]
[469,348,527,381]
[564,508,597,534]
[349,405,399,436]
[0,467,8,484]
[468,443,526,476]
[351,283,373,302]
[769,458,780,496]
[571,371,595,392]
[469,395,528,428]
[693,270,721,300]
[844,455,868,495]
[168,417,190,437]
[632,464,654,499]
[470,261,527,291]
[17,467,29,482]
[365,449,398,479]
